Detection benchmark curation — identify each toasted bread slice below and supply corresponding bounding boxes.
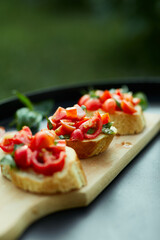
[0,143,87,194]
[87,106,145,135]
[66,133,115,159]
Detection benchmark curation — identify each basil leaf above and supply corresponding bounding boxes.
[133,92,148,111]
[89,90,99,99]
[13,90,34,111]
[15,107,42,131]
[59,135,70,139]
[121,85,129,93]
[0,154,17,169]
[114,99,122,109]
[87,128,95,134]
[14,144,23,151]
[46,117,53,130]
[103,122,113,128]
[81,105,86,111]
[102,128,115,135]
[34,100,54,117]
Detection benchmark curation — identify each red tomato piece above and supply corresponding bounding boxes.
[79,112,102,139]
[123,93,133,102]
[100,90,112,103]
[102,99,116,114]
[74,104,86,119]
[60,120,76,133]
[101,113,110,125]
[115,89,123,99]
[0,127,5,138]
[13,126,32,145]
[47,117,57,130]
[0,137,14,153]
[55,125,66,136]
[66,107,77,119]
[132,97,141,105]
[70,129,84,141]
[14,145,32,169]
[75,117,90,129]
[31,150,65,176]
[52,107,67,122]
[121,100,137,114]
[30,129,55,150]
[78,94,90,106]
[84,98,102,111]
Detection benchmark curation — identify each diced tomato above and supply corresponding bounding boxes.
[60,120,76,133]
[30,129,55,150]
[55,125,66,136]
[50,140,66,153]
[0,137,14,153]
[84,98,102,111]
[74,104,86,119]
[66,107,77,119]
[75,117,90,129]
[95,90,104,98]
[123,93,133,102]
[13,126,32,145]
[0,127,5,138]
[31,150,65,176]
[115,89,123,99]
[100,90,112,103]
[79,112,102,139]
[101,113,110,125]
[14,145,32,169]
[132,97,141,105]
[102,99,116,114]
[78,94,90,106]
[52,107,67,122]
[70,129,84,141]
[47,117,57,130]
[121,100,137,114]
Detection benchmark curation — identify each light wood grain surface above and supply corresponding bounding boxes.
[0,113,159,240]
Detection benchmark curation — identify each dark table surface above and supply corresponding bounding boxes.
[0,81,159,240]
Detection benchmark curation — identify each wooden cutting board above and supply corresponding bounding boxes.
[0,113,159,240]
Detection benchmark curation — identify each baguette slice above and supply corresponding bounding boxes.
[87,106,145,135]
[0,145,87,194]
[66,133,115,159]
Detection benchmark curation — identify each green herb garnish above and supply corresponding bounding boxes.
[46,117,53,130]
[10,91,54,132]
[59,135,70,139]
[102,122,115,135]
[0,154,17,169]
[87,128,95,134]
[133,92,148,111]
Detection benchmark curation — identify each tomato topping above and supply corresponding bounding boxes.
[47,116,57,130]
[13,126,32,145]
[101,113,110,125]
[30,129,55,150]
[31,150,65,176]
[121,100,137,114]
[55,125,66,136]
[84,98,102,111]
[74,104,86,119]
[123,93,133,102]
[14,145,32,169]
[115,89,123,99]
[66,107,77,119]
[79,112,102,139]
[78,94,90,106]
[95,90,104,98]
[70,129,84,141]
[100,90,112,103]
[0,127,5,138]
[132,97,140,105]
[52,107,67,122]
[0,137,14,153]
[102,99,116,114]
[60,120,76,133]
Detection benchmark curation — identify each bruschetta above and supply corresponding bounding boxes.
[47,104,117,158]
[78,88,146,135]
[0,126,87,194]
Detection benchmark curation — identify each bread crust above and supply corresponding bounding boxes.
[0,145,87,194]
[87,106,145,135]
[66,134,114,159]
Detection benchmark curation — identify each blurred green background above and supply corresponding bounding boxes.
[0,0,160,101]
